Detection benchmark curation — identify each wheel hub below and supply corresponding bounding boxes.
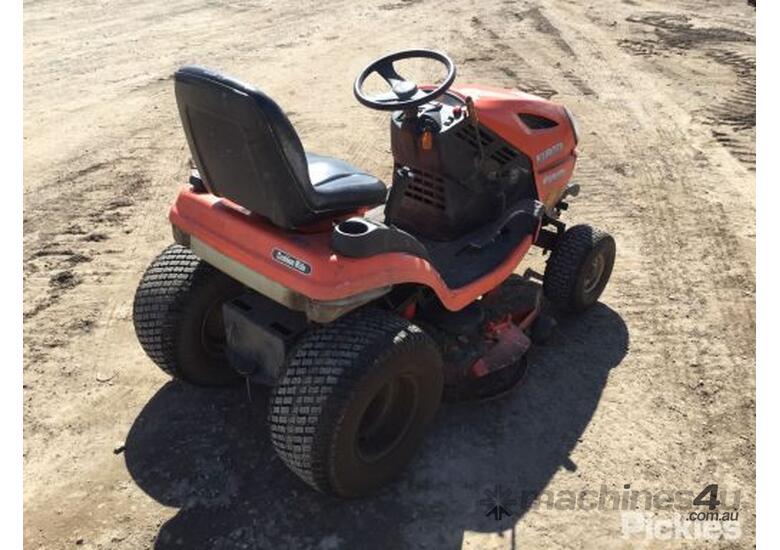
[356,374,419,462]
[583,252,606,294]
[200,301,228,357]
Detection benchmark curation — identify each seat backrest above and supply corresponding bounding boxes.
[174,66,315,228]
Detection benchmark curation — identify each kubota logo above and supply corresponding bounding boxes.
[536,142,563,164]
[272,248,312,275]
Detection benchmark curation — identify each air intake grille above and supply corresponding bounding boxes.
[490,146,520,166]
[455,126,521,167]
[454,127,494,150]
[404,168,446,210]
[518,113,558,129]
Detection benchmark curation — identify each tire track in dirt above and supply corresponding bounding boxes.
[571,1,755,391]
[704,49,756,169]
[514,5,578,59]
[619,11,755,170]
[466,15,559,100]
[624,12,753,49]
[549,1,755,537]
[23,153,154,368]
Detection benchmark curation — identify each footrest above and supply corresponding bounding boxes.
[468,199,544,249]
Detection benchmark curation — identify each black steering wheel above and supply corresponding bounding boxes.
[353,49,456,111]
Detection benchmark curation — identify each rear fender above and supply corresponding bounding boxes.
[169,188,536,320]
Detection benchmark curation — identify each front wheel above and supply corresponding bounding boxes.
[543,224,616,312]
[269,308,443,498]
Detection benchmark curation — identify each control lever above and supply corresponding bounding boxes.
[465,96,486,167]
[385,166,414,220]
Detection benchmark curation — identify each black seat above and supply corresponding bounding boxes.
[174,66,387,229]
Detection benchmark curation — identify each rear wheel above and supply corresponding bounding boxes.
[269,308,443,497]
[543,224,615,312]
[132,244,243,386]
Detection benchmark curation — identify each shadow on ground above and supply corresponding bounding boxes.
[125,303,628,549]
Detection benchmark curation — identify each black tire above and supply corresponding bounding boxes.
[132,243,244,386]
[269,308,443,497]
[543,224,615,313]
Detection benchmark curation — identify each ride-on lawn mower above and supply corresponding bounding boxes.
[132,49,615,498]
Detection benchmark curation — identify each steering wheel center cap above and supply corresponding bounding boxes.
[392,80,418,99]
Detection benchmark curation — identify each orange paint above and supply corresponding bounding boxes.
[170,189,537,312]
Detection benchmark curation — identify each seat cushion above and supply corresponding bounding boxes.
[306,153,387,212]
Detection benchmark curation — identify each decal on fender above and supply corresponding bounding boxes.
[272,248,312,275]
[542,168,567,186]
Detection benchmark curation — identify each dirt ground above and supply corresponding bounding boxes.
[23,0,756,548]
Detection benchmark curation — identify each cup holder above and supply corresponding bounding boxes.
[331,217,430,260]
[336,219,373,236]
